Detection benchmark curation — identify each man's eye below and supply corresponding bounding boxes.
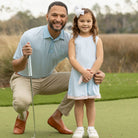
[52,14,57,17]
[61,15,66,18]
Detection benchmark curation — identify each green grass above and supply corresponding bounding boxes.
[0,73,138,106]
[0,98,138,138]
[0,73,138,138]
[100,73,138,100]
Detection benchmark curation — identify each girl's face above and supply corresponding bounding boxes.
[77,13,93,35]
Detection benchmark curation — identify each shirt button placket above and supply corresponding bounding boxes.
[48,39,54,54]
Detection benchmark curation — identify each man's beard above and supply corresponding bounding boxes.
[49,20,66,32]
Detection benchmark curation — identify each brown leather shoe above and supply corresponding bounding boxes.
[47,116,73,134]
[13,111,29,134]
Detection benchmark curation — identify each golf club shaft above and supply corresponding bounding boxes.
[28,56,36,138]
[30,77,36,138]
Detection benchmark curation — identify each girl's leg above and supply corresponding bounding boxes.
[74,100,84,127]
[72,100,85,138]
[85,99,99,138]
[85,99,95,126]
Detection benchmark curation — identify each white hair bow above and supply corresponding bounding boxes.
[74,6,84,18]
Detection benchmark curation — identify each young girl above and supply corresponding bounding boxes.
[68,7,104,138]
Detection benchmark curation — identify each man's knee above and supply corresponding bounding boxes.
[13,95,32,113]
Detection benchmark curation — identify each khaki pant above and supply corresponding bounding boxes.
[10,72,74,116]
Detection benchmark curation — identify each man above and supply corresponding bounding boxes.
[10,1,105,135]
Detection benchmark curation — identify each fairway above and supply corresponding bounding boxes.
[0,98,138,138]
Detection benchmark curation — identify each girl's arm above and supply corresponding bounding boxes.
[68,38,92,80]
[91,37,104,74]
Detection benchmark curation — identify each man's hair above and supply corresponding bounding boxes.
[47,1,68,14]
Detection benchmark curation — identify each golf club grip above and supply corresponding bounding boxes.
[28,56,32,77]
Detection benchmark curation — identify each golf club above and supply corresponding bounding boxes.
[28,55,36,138]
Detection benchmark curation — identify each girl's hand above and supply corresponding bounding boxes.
[81,69,93,83]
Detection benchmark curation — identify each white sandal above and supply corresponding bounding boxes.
[87,127,99,138]
[72,127,84,138]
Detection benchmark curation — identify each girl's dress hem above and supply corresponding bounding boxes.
[67,95,101,100]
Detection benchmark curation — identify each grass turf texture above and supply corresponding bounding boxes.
[0,73,138,106]
[0,98,138,138]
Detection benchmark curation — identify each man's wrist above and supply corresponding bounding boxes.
[22,55,29,63]
[23,55,29,60]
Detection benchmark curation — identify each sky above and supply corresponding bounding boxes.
[0,0,137,21]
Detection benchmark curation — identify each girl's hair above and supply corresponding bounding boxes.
[72,8,98,43]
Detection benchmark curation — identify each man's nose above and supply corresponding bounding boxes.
[56,16,61,21]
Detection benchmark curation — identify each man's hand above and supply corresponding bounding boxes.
[12,42,32,72]
[22,42,32,59]
[94,70,105,84]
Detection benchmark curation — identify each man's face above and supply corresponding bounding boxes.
[46,5,68,32]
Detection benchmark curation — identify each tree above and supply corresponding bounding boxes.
[124,0,138,13]
[104,5,111,14]
[92,3,101,15]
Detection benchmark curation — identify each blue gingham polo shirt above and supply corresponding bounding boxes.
[13,25,70,78]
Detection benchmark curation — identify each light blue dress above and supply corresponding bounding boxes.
[68,35,101,100]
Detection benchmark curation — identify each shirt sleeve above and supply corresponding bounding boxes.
[13,33,28,59]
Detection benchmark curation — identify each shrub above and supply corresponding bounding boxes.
[0,34,138,87]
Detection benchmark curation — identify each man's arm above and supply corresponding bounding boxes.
[12,42,32,72]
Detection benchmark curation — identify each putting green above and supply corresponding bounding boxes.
[0,98,138,138]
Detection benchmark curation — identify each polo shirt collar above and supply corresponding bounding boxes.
[43,25,64,41]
